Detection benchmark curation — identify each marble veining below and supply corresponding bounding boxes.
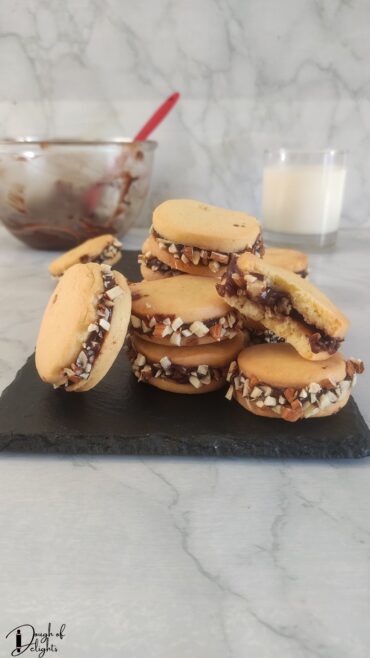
[0,227,369,656]
[0,0,369,227]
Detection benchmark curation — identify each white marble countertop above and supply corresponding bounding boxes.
[0,227,369,658]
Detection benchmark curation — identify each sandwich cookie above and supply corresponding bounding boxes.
[217,252,349,361]
[36,262,131,391]
[226,343,364,422]
[138,236,184,281]
[48,234,123,277]
[127,331,245,394]
[130,275,242,346]
[264,247,309,278]
[150,199,264,277]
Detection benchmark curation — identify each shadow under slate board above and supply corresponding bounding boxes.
[0,250,369,459]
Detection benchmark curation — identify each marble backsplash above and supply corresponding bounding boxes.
[0,0,369,228]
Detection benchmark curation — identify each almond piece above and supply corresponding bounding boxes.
[242,380,250,397]
[131,315,141,329]
[172,317,184,331]
[183,246,194,260]
[170,332,182,346]
[106,285,123,300]
[209,324,223,340]
[189,321,209,337]
[349,358,364,374]
[209,261,221,273]
[248,375,259,389]
[227,313,236,328]
[99,318,110,331]
[210,251,229,264]
[225,385,234,400]
[318,393,332,409]
[189,375,201,389]
[250,386,263,399]
[281,406,303,422]
[345,360,355,378]
[226,361,237,382]
[153,323,168,338]
[284,388,297,404]
[308,382,321,394]
[88,323,99,333]
[141,321,151,334]
[134,353,146,367]
[192,250,201,265]
[160,356,171,370]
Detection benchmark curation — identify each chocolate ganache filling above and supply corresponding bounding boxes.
[152,228,264,272]
[248,328,285,345]
[138,252,184,276]
[130,310,240,344]
[126,335,226,387]
[80,239,122,265]
[60,266,122,388]
[217,260,342,354]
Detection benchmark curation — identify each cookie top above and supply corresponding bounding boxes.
[36,263,131,391]
[48,234,122,277]
[238,343,346,388]
[264,247,308,274]
[236,252,349,339]
[131,275,230,322]
[132,331,245,368]
[153,199,261,252]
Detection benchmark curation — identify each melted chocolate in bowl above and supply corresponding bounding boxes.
[0,139,156,249]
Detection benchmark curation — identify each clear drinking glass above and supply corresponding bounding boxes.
[262,149,347,249]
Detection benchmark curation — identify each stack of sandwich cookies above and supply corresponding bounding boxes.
[129,276,242,347]
[217,252,348,361]
[127,332,245,394]
[36,262,131,391]
[226,343,364,422]
[139,199,264,280]
[127,275,246,393]
[49,234,123,278]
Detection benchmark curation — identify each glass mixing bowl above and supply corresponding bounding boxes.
[0,138,157,249]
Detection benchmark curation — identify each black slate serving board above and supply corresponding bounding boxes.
[0,251,369,458]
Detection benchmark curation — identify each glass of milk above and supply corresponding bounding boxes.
[262,149,347,248]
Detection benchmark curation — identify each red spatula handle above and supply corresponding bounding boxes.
[134,92,180,142]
